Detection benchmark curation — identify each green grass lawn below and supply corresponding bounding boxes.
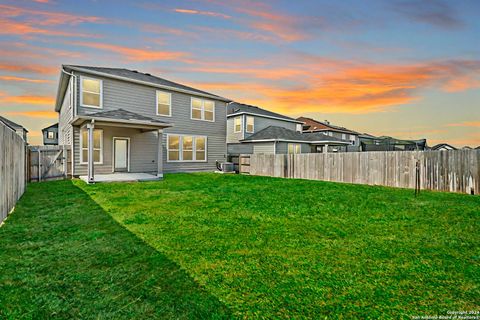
[1,173,479,319]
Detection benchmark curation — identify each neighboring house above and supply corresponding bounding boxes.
[55,65,230,183]
[42,123,59,145]
[0,116,28,142]
[359,134,427,151]
[431,143,457,151]
[297,117,360,151]
[461,146,472,150]
[239,126,351,154]
[226,102,304,155]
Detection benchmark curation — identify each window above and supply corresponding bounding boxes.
[246,116,254,133]
[234,116,242,133]
[342,133,346,140]
[350,134,356,145]
[296,123,302,132]
[80,129,103,164]
[288,143,301,154]
[80,76,102,108]
[191,98,215,121]
[328,132,333,137]
[47,131,55,139]
[156,91,171,116]
[167,135,207,162]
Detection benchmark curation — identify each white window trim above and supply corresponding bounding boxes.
[246,116,254,133]
[47,131,55,139]
[79,128,104,165]
[190,98,215,122]
[80,76,103,109]
[166,134,208,163]
[234,116,242,133]
[156,90,172,117]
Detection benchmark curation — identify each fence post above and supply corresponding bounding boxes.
[38,149,41,182]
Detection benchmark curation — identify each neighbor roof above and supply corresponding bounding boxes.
[0,116,28,132]
[297,117,359,134]
[241,126,350,144]
[56,65,230,111]
[41,123,58,132]
[227,102,303,123]
[430,143,457,150]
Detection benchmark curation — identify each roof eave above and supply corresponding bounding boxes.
[66,66,231,102]
[71,115,173,129]
[227,112,304,124]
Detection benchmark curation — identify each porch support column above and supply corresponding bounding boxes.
[87,120,95,184]
[157,129,163,178]
[323,144,329,154]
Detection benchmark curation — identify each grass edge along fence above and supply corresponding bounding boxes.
[240,150,480,194]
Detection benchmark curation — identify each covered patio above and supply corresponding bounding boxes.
[72,109,172,184]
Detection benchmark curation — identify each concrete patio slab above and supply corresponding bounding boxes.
[80,173,162,183]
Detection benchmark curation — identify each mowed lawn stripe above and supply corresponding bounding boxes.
[76,173,480,319]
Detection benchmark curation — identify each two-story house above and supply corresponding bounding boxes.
[227,103,349,155]
[55,65,230,183]
[42,123,59,145]
[297,117,360,152]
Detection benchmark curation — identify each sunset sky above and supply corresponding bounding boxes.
[0,0,479,146]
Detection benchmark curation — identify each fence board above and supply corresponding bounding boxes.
[244,150,480,194]
[28,145,71,182]
[0,122,26,224]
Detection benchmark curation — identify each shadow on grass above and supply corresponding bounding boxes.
[0,180,232,319]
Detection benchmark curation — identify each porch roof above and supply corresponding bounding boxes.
[72,108,173,130]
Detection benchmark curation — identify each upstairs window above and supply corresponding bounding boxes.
[47,131,55,139]
[288,143,301,154]
[80,76,102,108]
[296,123,302,132]
[191,98,215,121]
[156,91,171,116]
[234,116,242,133]
[246,116,254,133]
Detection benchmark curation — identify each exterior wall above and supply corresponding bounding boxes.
[275,142,311,154]
[324,130,359,146]
[73,125,159,176]
[58,79,73,146]
[226,114,298,143]
[253,142,275,154]
[227,116,244,143]
[227,143,253,155]
[71,71,227,173]
[43,126,59,145]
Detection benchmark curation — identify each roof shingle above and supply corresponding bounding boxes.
[227,102,301,122]
[242,126,350,144]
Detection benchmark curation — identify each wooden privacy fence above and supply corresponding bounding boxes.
[241,150,480,194]
[0,122,26,224]
[28,145,71,182]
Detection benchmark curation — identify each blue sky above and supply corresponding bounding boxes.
[0,0,479,146]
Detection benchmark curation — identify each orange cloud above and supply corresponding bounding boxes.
[0,63,57,75]
[0,75,53,83]
[0,92,54,105]
[0,18,96,37]
[6,111,57,119]
[68,41,190,62]
[442,76,480,92]
[447,121,480,127]
[174,8,231,19]
[186,58,480,114]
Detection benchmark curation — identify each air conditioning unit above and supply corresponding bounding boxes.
[216,161,235,173]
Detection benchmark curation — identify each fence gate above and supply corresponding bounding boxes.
[28,146,71,182]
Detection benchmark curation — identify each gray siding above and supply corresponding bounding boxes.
[73,125,158,176]
[226,116,244,143]
[227,143,253,155]
[58,80,73,146]
[253,142,275,154]
[276,142,311,154]
[72,71,227,173]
